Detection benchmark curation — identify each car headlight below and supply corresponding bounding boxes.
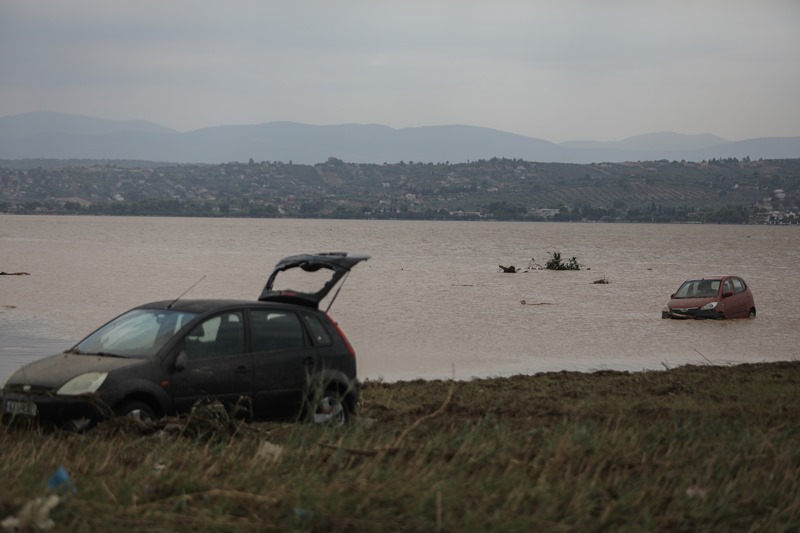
[700,301,718,311]
[57,372,108,396]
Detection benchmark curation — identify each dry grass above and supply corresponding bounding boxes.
[2,361,799,531]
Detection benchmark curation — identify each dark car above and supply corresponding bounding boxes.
[662,275,756,319]
[2,252,368,428]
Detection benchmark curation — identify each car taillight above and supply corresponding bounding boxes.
[325,312,356,359]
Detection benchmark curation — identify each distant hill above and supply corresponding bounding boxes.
[560,132,729,152]
[0,111,174,140]
[1,111,798,164]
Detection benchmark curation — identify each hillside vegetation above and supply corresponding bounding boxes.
[1,157,798,223]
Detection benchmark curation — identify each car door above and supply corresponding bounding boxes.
[726,277,748,317]
[169,310,253,413]
[722,278,744,318]
[249,308,317,419]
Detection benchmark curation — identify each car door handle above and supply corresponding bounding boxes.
[235,365,249,375]
[303,357,314,367]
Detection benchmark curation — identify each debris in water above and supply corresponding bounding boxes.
[545,251,581,271]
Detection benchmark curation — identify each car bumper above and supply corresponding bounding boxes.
[663,308,721,319]
[2,390,108,424]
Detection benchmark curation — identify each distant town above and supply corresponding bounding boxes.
[1,157,798,224]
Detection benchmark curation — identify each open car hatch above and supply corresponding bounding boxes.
[258,252,370,308]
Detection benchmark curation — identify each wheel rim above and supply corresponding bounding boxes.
[126,408,152,421]
[313,395,346,425]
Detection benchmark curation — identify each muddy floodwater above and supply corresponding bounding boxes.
[1,215,798,383]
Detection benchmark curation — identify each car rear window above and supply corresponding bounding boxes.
[301,312,333,346]
[732,277,745,294]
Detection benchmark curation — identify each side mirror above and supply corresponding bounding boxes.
[722,291,733,298]
[670,293,675,299]
[175,351,188,372]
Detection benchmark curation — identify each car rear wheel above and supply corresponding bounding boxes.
[116,400,156,422]
[311,390,349,425]
[748,308,757,319]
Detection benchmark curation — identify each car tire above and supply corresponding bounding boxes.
[116,400,157,421]
[310,389,350,425]
[748,308,757,319]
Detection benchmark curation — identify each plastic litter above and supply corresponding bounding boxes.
[685,484,707,499]
[1,494,61,531]
[46,466,76,493]
[1,466,76,531]
[256,441,284,464]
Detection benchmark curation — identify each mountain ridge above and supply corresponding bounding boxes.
[1,111,797,164]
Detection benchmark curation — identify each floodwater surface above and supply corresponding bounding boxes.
[1,215,798,383]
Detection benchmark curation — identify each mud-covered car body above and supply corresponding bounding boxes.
[2,252,368,426]
[662,275,756,319]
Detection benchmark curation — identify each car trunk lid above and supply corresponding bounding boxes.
[258,252,369,309]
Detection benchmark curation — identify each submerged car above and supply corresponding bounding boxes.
[662,275,756,319]
[2,252,368,427]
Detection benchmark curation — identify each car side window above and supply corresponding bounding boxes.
[184,311,245,360]
[301,312,333,346]
[732,278,745,294]
[722,279,734,295]
[251,310,306,352]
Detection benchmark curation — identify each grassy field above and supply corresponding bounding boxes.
[2,361,799,531]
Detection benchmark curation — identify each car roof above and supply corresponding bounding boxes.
[133,252,371,314]
[683,275,740,281]
[136,299,303,315]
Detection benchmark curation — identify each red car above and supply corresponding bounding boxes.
[662,275,756,319]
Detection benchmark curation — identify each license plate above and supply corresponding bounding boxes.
[3,399,38,417]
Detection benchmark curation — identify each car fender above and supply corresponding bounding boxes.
[307,369,360,401]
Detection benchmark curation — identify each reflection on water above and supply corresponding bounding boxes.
[1,215,799,383]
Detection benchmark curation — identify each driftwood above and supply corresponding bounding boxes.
[498,265,517,273]
[0,272,30,276]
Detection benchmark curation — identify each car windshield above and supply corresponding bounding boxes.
[72,309,197,358]
[673,279,720,299]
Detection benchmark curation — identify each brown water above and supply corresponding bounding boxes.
[1,215,798,383]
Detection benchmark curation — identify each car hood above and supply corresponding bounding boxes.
[259,252,369,308]
[4,352,146,390]
[668,297,716,309]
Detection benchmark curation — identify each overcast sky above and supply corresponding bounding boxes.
[1,0,798,142]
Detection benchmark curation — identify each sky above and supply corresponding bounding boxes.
[1,0,799,142]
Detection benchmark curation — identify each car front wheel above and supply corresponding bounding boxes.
[116,400,156,421]
[748,308,757,319]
